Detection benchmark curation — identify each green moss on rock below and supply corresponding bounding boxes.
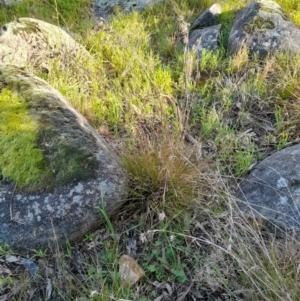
[0,88,46,189]
[0,65,100,191]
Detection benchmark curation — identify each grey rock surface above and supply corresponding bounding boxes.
[0,18,91,71]
[236,144,300,235]
[94,0,163,18]
[228,0,300,57]
[188,24,222,57]
[0,65,128,252]
[190,3,221,31]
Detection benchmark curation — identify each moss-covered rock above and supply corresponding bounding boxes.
[0,64,101,191]
[0,64,128,252]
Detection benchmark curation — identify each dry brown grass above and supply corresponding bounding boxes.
[120,127,213,219]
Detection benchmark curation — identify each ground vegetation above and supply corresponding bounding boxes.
[2,0,300,300]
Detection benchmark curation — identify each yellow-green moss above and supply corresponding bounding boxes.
[0,88,46,189]
[0,65,100,191]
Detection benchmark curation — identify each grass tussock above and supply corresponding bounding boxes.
[121,129,213,218]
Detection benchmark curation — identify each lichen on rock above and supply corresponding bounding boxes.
[228,0,300,58]
[236,144,300,236]
[0,18,91,72]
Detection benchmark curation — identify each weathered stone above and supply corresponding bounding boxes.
[236,144,300,235]
[119,255,145,286]
[188,24,222,57]
[0,18,90,71]
[190,4,222,31]
[228,0,300,58]
[0,65,128,252]
[93,0,163,18]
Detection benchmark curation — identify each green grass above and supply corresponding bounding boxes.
[3,0,300,300]
[83,11,175,130]
[0,0,93,33]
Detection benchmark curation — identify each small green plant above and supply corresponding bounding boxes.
[33,248,48,258]
[0,276,14,288]
[276,132,289,150]
[0,243,12,255]
[97,197,116,238]
[65,240,72,257]
[172,265,187,283]
[199,106,222,139]
[142,226,194,284]
[233,147,256,176]
[275,107,284,127]
[199,49,224,72]
[84,232,98,241]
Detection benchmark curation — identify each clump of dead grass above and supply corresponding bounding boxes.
[120,128,213,219]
